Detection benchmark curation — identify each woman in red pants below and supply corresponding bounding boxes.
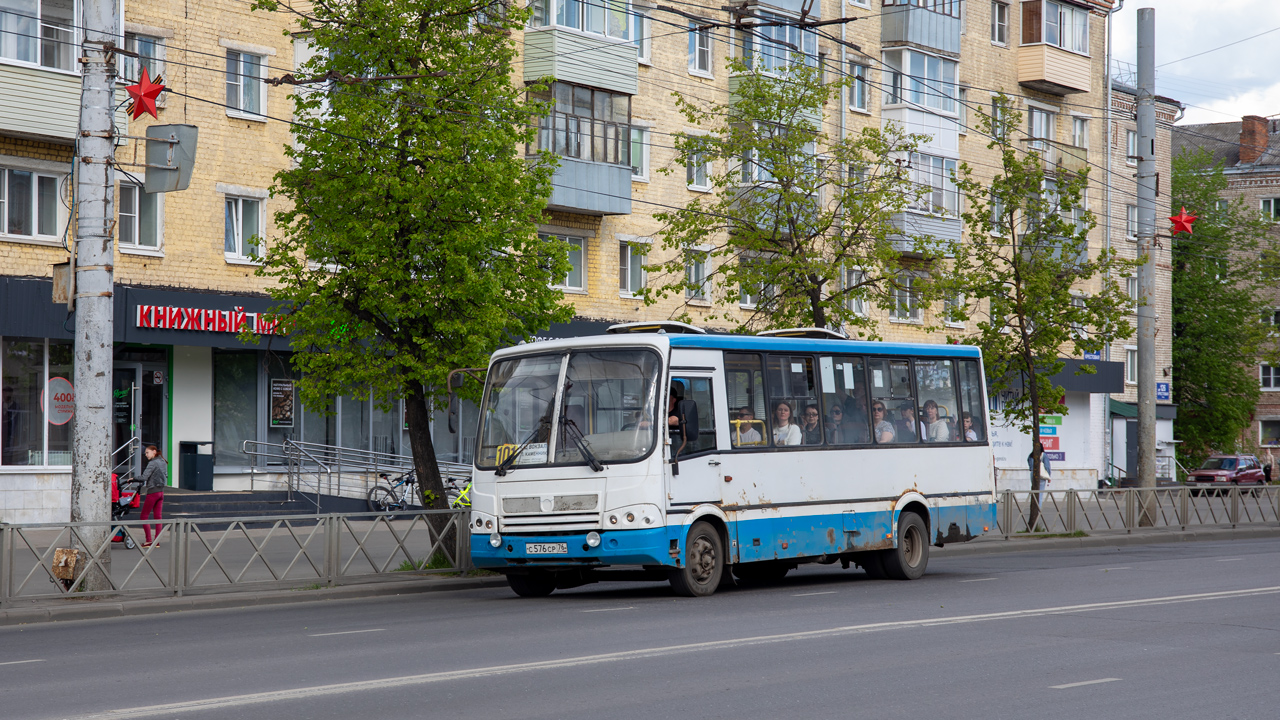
[139,444,167,547]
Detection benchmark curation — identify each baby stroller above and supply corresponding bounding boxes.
[111,473,143,549]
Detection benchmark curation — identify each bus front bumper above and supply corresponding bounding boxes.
[470,527,674,569]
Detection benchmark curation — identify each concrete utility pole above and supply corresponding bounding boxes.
[1135,8,1157,493]
[70,0,119,589]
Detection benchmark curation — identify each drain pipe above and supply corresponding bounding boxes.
[1103,0,1123,484]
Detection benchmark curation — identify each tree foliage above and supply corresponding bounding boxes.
[644,58,940,334]
[952,97,1138,492]
[1170,149,1278,466]
[250,0,572,508]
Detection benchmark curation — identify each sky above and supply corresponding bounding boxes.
[1110,1,1280,126]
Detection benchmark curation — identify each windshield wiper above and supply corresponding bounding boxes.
[561,415,605,472]
[494,414,552,477]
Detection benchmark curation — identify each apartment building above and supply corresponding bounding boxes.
[0,0,1175,521]
[1170,115,1280,454]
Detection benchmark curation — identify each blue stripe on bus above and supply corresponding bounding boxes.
[667,335,983,357]
[470,503,996,570]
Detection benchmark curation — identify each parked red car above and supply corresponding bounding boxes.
[1187,454,1267,493]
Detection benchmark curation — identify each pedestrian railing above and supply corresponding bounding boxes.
[0,509,471,608]
[996,486,1280,538]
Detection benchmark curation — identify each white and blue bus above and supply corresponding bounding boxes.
[467,323,995,597]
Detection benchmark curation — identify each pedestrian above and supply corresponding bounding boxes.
[1266,449,1275,485]
[1028,442,1052,512]
[139,444,167,547]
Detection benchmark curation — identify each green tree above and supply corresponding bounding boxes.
[643,57,938,335]
[952,97,1137,520]
[249,0,571,509]
[1170,149,1277,467]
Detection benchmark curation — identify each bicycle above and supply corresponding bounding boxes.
[446,477,472,509]
[367,471,420,515]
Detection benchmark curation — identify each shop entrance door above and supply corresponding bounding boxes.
[112,363,167,477]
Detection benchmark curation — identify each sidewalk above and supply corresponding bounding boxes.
[3,525,1278,626]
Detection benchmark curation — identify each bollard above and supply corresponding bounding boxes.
[1,523,10,608]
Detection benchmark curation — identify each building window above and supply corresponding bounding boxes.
[530,82,632,167]
[122,33,163,83]
[945,292,966,327]
[1126,276,1139,308]
[528,0,631,39]
[1022,0,1089,55]
[1126,204,1138,240]
[118,183,160,249]
[910,153,959,216]
[632,12,650,63]
[742,11,818,74]
[850,0,870,7]
[1,339,73,467]
[630,127,649,180]
[542,234,584,290]
[882,0,959,16]
[224,196,262,260]
[1262,198,1280,222]
[1,0,76,70]
[890,275,921,322]
[1261,420,1280,446]
[1126,129,1138,165]
[991,1,1009,44]
[687,151,710,190]
[1028,107,1054,151]
[850,62,869,111]
[226,50,265,116]
[958,87,968,133]
[843,267,866,315]
[213,350,258,467]
[688,22,712,76]
[619,241,646,295]
[685,252,708,300]
[1264,364,1280,390]
[1126,348,1138,384]
[1071,117,1088,148]
[883,49,957,113]
[1,167,61,239]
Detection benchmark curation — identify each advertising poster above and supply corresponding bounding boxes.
[270,378,295,428]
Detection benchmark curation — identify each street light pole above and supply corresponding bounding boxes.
[1135,8,1158,496]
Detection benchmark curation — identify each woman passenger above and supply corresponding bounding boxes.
[872,402,895,443]
[772,400,802,446]
[922,399,950,443]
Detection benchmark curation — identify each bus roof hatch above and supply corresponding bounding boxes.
[606,321,707,335]
[756,327,849,340]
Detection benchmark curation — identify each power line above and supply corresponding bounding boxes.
[1156,25,1280,68]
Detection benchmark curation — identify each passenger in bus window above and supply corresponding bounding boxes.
[800,404,824,445]
[896,403,920,443]
[962,411,978,441]
[872,402,895,443]
[772,400,802,446]
[922,399,950,443]
[733,406,762,446]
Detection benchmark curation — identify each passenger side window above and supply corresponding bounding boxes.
[670,376,717,455]
[766,355,816,447]
[956,359,987,443]
[868,358,916,444]
[818,356,870,445]
[725,353,768,448]
[914,359,958,443]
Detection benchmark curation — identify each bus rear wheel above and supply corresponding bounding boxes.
[882,512,929,581]
[669,521,723,597]
[506,571,556,598]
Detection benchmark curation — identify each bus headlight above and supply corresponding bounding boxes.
[625,512,635,523]
[609,515,618,525]
[586,531,601,548]
[489,532,502,548]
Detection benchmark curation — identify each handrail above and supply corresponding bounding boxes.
[111,436,141,478]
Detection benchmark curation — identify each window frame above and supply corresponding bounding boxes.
[1028,106,1055,151]
[910,153,959,217]
[0,166,64,242]
[1021,0,1090,55]
[122,32,164,84]
[1126,129,1138,166]
[1126,204,1138,240]
[1261,198,1280,222]
[890,275,922,323]
[882,48,958,114]
[0,0,79,73]
[544,233,586,291]
[688,21,713,77]
[632,11,651,64]
[117,181,163,253]
[618,239,647,296]
[991,1,1009,45]
[686,150,711,191]
[1263,364,1280,391]
[685,250,709,301]
[225,50,266,118]
[741,10,819,76]
[849,61,869,112]
[224,195,263,262]
[1126,347,1138,385]
[630,126,649,181]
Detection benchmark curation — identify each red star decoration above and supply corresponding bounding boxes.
[125,66,164,120]
[1169,207,1197,235]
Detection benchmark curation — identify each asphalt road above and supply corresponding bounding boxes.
[3,538,1278,720]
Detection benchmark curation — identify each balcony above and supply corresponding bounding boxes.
[523,27,637,96]
[547,157,631,215]
[881,3,961,56]
[0,64,128,142]
[1018,44,1091,95]
[891,212,961,257]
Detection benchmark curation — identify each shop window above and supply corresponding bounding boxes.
[213,350,258,466]
[302,395,337,446]
[371,395,402,456]
[1,338,73,466]
[340,393,370,451]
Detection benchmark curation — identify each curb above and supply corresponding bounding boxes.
[0,575,509,627]
[4,528,1278,626]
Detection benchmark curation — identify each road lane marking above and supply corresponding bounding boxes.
[1051,678,1121,690]
[0,659,43,666]
[1217,558,1243,562]
[960,578,996,583]
[581,607,634,613]
[793,591,837,597]
[80,584,1280,720]
[307,629,385,637]
[1102,567,1131,571]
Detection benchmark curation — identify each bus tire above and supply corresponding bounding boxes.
[733,561,790,585]
[883,512,929,581]
[506,572,556,598]
[669,521,723,597]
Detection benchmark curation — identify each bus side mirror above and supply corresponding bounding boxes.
[447,392,459,434]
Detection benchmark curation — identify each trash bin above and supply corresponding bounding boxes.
[179,441,214,491]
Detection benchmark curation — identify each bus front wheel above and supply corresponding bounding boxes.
[669,521,724,597]
[507,571,557,598]
[882,512,929,581]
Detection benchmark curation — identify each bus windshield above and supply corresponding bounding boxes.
[476,348,661,469]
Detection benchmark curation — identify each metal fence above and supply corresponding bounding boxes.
[0,509,471,608]
[997,487,1280,537]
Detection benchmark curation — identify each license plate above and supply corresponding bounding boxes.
[526,542,568,555]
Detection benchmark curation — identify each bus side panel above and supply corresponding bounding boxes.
[733,507,895,563]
